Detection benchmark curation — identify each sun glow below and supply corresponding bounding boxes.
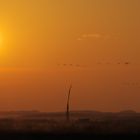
[0,32,6,58]
[0,33,3,47]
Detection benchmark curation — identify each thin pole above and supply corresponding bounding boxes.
[66,84,72,122]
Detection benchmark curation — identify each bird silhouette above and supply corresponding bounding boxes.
[124,62,130,65]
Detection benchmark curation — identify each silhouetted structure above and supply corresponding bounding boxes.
[66,84,72,122]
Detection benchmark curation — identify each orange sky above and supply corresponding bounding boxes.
[0,0,140,112]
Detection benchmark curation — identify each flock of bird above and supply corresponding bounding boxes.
[57,64,84,67]
[57,62,131,68]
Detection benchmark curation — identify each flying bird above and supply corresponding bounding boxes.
[124,62,130,65]
[57,64,84,68]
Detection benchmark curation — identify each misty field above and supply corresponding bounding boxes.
[0,111,140,137]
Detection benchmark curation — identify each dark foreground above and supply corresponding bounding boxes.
[0,110,139,139]
[0,131,139,139]
[0,132,139,140]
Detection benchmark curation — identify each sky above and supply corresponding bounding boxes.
[0,0,140,112]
